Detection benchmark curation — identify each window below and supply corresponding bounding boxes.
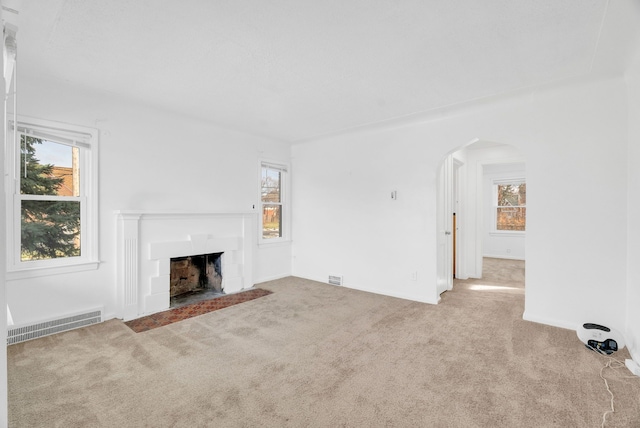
[260,161,287,242]
[7,117,99,277]
[494,180,526,232]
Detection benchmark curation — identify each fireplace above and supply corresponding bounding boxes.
[170,252,224,306]
[116,211,255,321]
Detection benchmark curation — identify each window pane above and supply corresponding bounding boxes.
[261,168,280,203]
[21,200,81,260]
[497,183,525,207]
[20,135,80,196]
[262,204,282,239]
[497,207,526,231]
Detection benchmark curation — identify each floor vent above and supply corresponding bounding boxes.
[328,275,343,286]
[7,309,102,345]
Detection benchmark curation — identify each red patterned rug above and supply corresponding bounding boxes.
[124,288,273,333]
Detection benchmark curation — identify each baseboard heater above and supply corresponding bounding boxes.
[7,309,103,345]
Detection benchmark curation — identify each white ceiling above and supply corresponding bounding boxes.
[13,0,639,142]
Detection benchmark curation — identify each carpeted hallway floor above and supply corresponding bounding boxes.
[7,258,640,427]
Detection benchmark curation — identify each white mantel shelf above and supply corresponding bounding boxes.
[116,211,255,321]
[115,210,255,218]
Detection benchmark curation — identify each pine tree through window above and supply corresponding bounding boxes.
[7,117,98,277]
[20,135,81,260]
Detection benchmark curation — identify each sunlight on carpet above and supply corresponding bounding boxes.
[467,284,524,294]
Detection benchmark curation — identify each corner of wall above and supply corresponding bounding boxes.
[624,19,640,373]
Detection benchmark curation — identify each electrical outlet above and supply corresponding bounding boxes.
[410,271,417,281]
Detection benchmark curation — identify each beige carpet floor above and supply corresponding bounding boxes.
[8,258,640,427]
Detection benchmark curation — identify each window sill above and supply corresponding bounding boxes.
[6,261,100,281]
[258,238,291,248]
[489,231,526,237]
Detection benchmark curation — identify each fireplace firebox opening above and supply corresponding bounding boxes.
[170,252,223,307]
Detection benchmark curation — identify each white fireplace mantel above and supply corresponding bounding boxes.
[115,211,255,321]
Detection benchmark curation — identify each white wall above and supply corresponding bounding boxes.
[7,73,291,326]
[292,75,630,333]
[625,9,640,364]
[292,126,442,303]
[482,162,526,260]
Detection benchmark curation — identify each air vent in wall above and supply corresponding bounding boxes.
[328,275,343,286]
[7,309,102,345]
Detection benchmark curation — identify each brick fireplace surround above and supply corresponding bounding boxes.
[116,211,254,321]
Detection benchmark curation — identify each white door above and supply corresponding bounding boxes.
[436,155,454,295]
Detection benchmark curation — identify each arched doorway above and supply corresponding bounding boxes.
[437,139,526,296]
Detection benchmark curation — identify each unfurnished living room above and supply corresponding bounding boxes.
[2,1,640,427]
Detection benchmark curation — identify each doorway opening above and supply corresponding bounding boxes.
[436,139,526,298]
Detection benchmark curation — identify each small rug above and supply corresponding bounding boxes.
[124,288,273,333]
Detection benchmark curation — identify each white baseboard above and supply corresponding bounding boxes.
[254,273,291,284]
[483,254,525,261]
[295,274,439,305]
[522,311,578,331]
[345,283,439,305]
[628,348,640,376]
[102,312,118,322]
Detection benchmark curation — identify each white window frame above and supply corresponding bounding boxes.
[258,160,289,245]
[6,116,99,279]
[492,178,526,235]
